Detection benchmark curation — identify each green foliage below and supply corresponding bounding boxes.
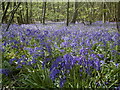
[21,64,55,88]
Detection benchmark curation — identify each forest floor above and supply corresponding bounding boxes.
[19,21,117,32]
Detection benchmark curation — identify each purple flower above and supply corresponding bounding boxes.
[16,65,22,69]
[27,61,32,65]
[0,69,10,76]
[115,63,119,67]
[94,60,101,71]
[79,48,89,55]
[9,58,16,64]
[59,77,66,87]
[21,62,26,65]
[50,68,60,80]
[97,54,104,58]
[100,60,105,65]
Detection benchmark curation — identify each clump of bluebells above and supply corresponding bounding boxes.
[1,22,120,88]
[45,48,102,87]
[0,69,10,76]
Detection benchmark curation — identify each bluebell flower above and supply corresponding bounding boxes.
[27,61,32,65]
[116,84,120,90]
[79,68,83,72]
[21,62,26,65]
[85,67,91,75]
[0,69,10,76]
[97,54,104,59]
[50,64,59,71]
[100,60,105,65]
[70,42,77,47]
[43,30,49,35]
[21,55,26,58]
[31,59,37,64]
[60,49,65,52]
[16,65,22,69]
[9,58,16,64]
[115,63,119,67]
[60,41,69,47]
[9,34,15,38]
[50,57,63,71]
[17,58,22,64]
[23,58,28,61]
[79,48,89,55]
[59,77,66,88]
[42,58,51,68]
[94,60,101,71]
[62,36,69,41]
[50,68,60,81]
[12,45,18,49]
[33,54,39,58]
[3,42,7,46]
[63,54,73,65]
[96,82,100,87]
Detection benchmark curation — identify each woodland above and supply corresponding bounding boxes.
[0,1,120,89]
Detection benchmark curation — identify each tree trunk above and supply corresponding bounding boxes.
[17,9,23,24]
[2,2,5,12]
[102,2,106,23]
[66,1,69,26]
[6,2,21,31]
[42,2,46,25]
[1,2,10,23]
[116,1,120,32]
[26,2,29,24]
[70,2,78,24]
[52,3,56,22]
[56,2,60,22]
[30,1,33,23]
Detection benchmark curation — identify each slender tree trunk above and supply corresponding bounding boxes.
[17,9,23,24]
[2,2,5,12]
[53,3,55,13]
[1,2,10,23]
[52,3,56,21]
[102,2,106,23]
[6,2,21,31]
[70,1,78,24]
[56,2,60,22]
[12,2,17,23]
[116,1,120,32]
[66,1,69,26]
[30,1,33,23]
[42,2,46,24]
[26,2,29,24]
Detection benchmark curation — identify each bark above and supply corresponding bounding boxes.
[56,3,60,22]
[70,2,79,24]
[30,1,33,23]
[26,2,29,24]
[66,1,69,26]
[116,1,120,32]
[102,2,106,23]
[42,2,47,25]
[1,2,10,23]
[6,2,21,31]
[2,2,5,12]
